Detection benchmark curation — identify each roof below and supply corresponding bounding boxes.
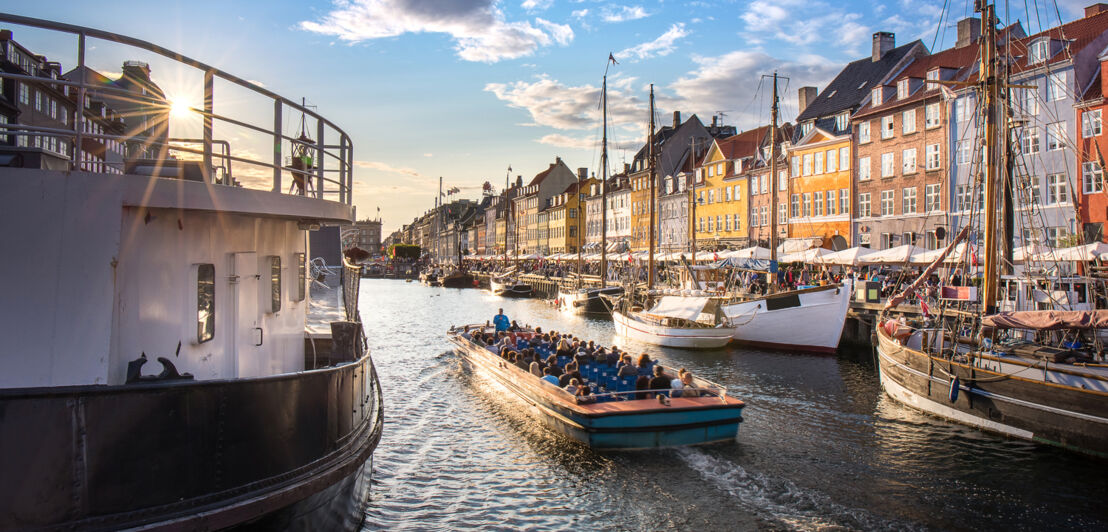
[796,39,924,125]
[1008,9,1108,77]
[853,39,984,118]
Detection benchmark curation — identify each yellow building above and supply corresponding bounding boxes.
[546,178,595,254]
[787,127,852,250]
[693,127,769,249]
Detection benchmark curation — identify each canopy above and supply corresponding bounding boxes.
[777,237,823,254]
[983,310,1108,330]
[646,296,709,321]
[1031,242,1108,262]
[709,257,778,271]
[862,244,927,264]
[779,247,831,263]
[909,242,971,265]
[727,246,772,260]
[820,246,876,266]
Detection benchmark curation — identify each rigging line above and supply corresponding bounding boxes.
[933,0,951,51]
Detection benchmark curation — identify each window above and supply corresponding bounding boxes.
[791,194,800,217]
[760,176,768,194]
[50,99,56,120]
[881,152,895,177]
[925,184,941,212]
[1022,87,1039,115]
[698,217,704,231]
[725,187,732,201]
[897,79,909,100]
[872,86,883,106]
[735,213,743,232]
[803,154,813,175]
[779,170,787,191]
[835,112,849,131]
[801,122,813,135]
[859,121,871,143]
[903,232,917,246]
[195,264,215,344]
[1047,227,1067,247]
[880,190,894,216]
[902,110,916,134]
[902,187,917,214]
[827,189,837,215]
[956,94,975,122]
[814,191,824,216]
[1083,110,1102,138]
[708,189,715,203]
[18,83,29,105]
[1046,122,1065,151]
[855,157,873,180]
[0,114,7,142]
[803,193,812,217]
[725,214,732,231]
[814,151,824,174]
[735,184,742,201]
[1021,127,1040,154]
[840,188,849,214]
[295,252,306,301]
[954,185,970,211]
[827,149,837,172]
[751,209,759,227]
[760,207,768,227]
[717,163,724,176]
[926,68,940,89]
[859,193,872,217]
[902,148,917,174]
[1046,72,1067,101]
[269,256,282,313]
[34,91,41,112]
[791,156,800,176]
[1084,161,1104,194]
[1029,38,1049,64]
[923,103,940,129]
[881,116,894,139]
[881,233,893,248]
[1047,173,1068,204]
[840,147,849,170]
[957,139,973,164]
[924,143,940,170]
[779,203,787,224]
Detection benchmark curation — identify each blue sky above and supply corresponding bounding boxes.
[4,0,1087,233]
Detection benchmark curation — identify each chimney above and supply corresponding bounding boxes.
[711,115,718,127]
[1087,3,1108,16]
[872,32,895,62]
[798,86,818,115]
[555,156,562,166]
[0,30,12,40]
[624,163,631,173]
[956,18,981,48]
[673,111,681,128]
[578,167,588,179]
[516,175,522,187]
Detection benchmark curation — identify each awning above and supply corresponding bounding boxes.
[861,244,927,264]
[777,237,823,254]
[1031,242,1108,262]
[983,310,1108,330]
[646,296,709,321]
[779,247,831,263]
[819,246,876,266]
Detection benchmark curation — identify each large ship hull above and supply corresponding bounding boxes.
[0,354,384,530]
[612,311,733,349]
[721,282,852,353]
[439,273,475,288]
[449,329,744,449]
[490,277,534,298]
[875,328,1108,456]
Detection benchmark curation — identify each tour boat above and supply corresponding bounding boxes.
[420,268,442,286]
[557,285,623,315]
[722,281,854,353]
[490,275,534,298]
[612,297,735,349]
[447,325,745,448]
[0,14,382,530]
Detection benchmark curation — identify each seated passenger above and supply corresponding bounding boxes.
[636,353,653,376]
[616,355,638,377]
[509,320,521,332]
[560,362,583,387]
[635,375,651,399]
[530,361,543,378]
[575,385,595,404]
[648,365,670,397]
[680,371,701,398]
[541,367,560,386]
[546,360,563,378]
[670,368,686,397]
[564,378,580,396]
[514,353,529,371]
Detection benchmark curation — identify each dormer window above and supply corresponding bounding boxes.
[926,68,939,89]
[872,86,883,106]
[801,121,813,135]
[897,79,909,100]
[1029,38,1049,64]
[835,111,849,131]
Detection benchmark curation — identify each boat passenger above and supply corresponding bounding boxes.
[509,320,521,332]
[546,359,563,378]
[670,369,686,397]
[541,367,560,387]
[649,366,670,397]
[560,362,583,387]
[605,349,620,367]
[575,385,595,404]
[564,378,580,396]
[494,308,510,332]
[529,361,543,378]
[556,339,573,358]
[616,356,638,378]
[680,371,700,398]
[635,375,651,399]
[586,341,596,354]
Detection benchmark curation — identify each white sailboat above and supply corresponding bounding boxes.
[613,296,734,349]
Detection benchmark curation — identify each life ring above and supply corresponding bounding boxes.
[948,376,960,403]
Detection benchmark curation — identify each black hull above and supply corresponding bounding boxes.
[495,288,533,298]
[440,274,474,288]
[0,355,384,530]
[877,332,1108,457]
[561,287,621,315]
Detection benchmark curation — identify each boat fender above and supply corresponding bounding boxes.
[949,376,960,403]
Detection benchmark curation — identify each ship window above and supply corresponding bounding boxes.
[196,264,215,344]
[269,256,282,313]
[296,252,306,302]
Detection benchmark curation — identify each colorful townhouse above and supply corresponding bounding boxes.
[693,126,771,249]
[747,124,793,248]
[1077,45,1108,243]
[791,32,927,250]
[511,157,577,256]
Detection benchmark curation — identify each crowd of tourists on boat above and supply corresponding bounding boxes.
[462,309,708,404]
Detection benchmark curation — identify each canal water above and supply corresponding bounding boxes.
[358,279,1106,531]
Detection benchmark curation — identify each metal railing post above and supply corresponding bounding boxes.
[272,100,281,192]
[202,70,213,183]
[316,118,325,200]
[73,32,85,171]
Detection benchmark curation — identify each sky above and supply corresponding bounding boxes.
[3,0,1089,234]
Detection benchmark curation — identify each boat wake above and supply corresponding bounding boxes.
[676,448,919,531]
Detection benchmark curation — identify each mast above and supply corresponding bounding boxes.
[768,72,780,287]
[437,176,443,265]
[576,166,583,288]
[503,165,510,271]
[690,137,698,266]
[600,55,616,287]
[979,1,1002,314]
[648,84,657,290]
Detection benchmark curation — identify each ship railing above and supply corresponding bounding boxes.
[0,13,353,206]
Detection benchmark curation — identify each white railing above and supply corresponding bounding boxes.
[0,13,353,205]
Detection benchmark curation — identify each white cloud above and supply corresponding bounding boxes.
[668,50,840,129]
[616,23,688,62]
[601,5,649,23]
[354,159,427,179]
[484,74,645,131]
[571,8,588,18]
[539,133,639,151]
[300,0,574,62]
[521,0,553,11]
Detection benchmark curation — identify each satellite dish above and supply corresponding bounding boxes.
[935,227,946,240]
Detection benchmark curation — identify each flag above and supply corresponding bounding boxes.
[713,252,719,261]
[608,53,619,65]
[921,300,931,317]
[627,251,633,263]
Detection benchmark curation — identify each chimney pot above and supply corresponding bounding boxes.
[1087,3,1108,17]
[798,86,818,115]
[956,18,981,48]
[624,163,631,173]
[673,111,681,128]
[578,167,587,179]
[872,32,895,62]
[0,30,12,40]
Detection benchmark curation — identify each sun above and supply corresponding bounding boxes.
[169,97,194,119]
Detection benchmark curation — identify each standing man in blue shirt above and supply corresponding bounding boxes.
[493,308,510,332]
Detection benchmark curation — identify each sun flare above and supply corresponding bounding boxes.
[169,97,194,119]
